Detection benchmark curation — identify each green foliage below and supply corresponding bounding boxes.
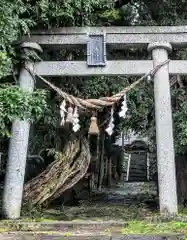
[121,220,187,235]
[136,0,187,26]
[0,85,49,137]
[174,102,187,154]
[0,0,35,79]
[25,0,114,27]
[122,83,154,135]
[83,76,129,98]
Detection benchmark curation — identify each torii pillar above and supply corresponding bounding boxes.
[2,42,42,219]
[148,42,178,215]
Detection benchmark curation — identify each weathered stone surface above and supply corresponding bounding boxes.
[148,42,178,215]
[2,43,42,219]
[0,233,110,240]
[112,236,180,240]
[0,233,183,240]
[0,221,126,232]
[24,26,187,48]
[32,60,187,77]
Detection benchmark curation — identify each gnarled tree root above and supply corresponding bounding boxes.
[23,137,90,207]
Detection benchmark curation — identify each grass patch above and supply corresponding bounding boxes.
[121,220,187,235]
[0,227,9,233]
[63,232,73,236]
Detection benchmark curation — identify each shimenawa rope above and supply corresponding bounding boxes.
[24,59,170,110]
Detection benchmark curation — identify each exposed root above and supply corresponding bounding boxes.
[23,137,90,206]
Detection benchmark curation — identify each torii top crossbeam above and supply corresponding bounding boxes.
[26,26,187,48]
[23,26,187,77]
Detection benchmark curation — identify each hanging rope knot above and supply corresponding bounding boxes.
[150,59,170,76]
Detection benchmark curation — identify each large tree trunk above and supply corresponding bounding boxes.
[23,137,90,207]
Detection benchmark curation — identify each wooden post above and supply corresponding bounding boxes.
[108,157,112,187]
[126,154,131,181]
[147,152,150,181]
[97,133,105,190]
[120,131,125,181]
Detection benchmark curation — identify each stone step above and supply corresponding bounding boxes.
[0,233,183,240]
[0,220,126,232]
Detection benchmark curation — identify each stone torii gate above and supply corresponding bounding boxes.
[3,26,187,218]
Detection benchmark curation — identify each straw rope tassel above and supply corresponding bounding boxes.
[106,107,114,136]
[66,106,74,123]
[88,116,99,135]
[72,107,80,132]
[119,93,128,119]
[60,100,67,126]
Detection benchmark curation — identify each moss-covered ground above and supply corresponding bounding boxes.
[0,203,187,236]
